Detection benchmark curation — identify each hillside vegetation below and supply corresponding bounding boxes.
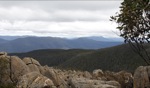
[10,44,148,73]
[59,44,148,73]
[10,49,94,66]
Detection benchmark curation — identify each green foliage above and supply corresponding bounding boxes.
[111,0,150,64]
[111,0,150,43]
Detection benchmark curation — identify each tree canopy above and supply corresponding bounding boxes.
[110,0,150,64]
[111,0,150,43]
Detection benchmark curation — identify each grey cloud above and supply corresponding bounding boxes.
[0,1,122,11]
[52,1,122,11]
[0,1,122,37]
[0,1,122,22]
[0,6,116,22]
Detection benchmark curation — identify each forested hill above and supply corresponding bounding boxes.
[10,49,94,66]
[10,44,148,73]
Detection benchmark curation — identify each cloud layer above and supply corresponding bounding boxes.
[0,1,122,38]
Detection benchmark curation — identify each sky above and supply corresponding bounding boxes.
[0,0,123,38]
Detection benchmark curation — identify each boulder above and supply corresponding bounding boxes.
[0,55,11,84]
[39,66,68,88]
[0,52,7,58]
[83,71,92,79]
[23,57,41,66]
[10,56,30,83]
[114,71,133,88]
[134,66,150,88]
[93,69,104,79]
[0,55,31,84]
[103,71,133,88]
[16,72,55,88]
[22,57,41,72]
[69,77,121,88]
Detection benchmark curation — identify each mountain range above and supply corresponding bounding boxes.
[0,38,8,44]
[0,36,123,41]
[0,36,122,53]
[82,36,123,42]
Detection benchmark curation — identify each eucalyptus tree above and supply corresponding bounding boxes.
[110,0,150,64]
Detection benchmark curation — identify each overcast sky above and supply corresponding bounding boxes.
[0,1,122,38]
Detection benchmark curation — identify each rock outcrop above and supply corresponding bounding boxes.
[111,71,133,88]
[93,69,104,79]
[23,57,41,72]
[0,52,135,88]
[69,77,121,88]
[0,52,7,57]
[40,66,68,88]
[17,72,55,88]
[134,66,150,88]
[10,56,30,83]
[0,54,30,84]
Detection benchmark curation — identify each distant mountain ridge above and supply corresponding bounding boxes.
[0,36,27,40]
[0,38,8,44]
[84,36,123,42]
[0,36,123,41]
[0,36,122,53]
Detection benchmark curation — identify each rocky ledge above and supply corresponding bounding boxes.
[0,52,149,88]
